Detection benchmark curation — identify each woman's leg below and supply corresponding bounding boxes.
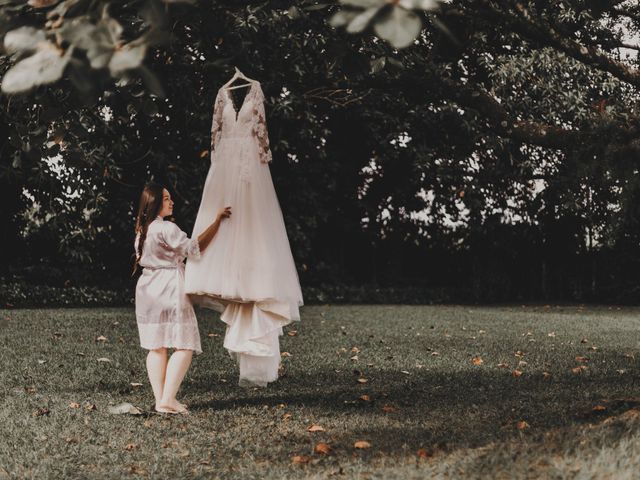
[159,349,193,412]
[146,348,168,409]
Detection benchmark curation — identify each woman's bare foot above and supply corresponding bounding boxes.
[156,400,188,414]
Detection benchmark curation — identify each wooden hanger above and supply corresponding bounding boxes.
[223,67,254,91]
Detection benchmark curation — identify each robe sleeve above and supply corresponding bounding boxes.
[252,84,273,164]
[211,89,225,153]
[159,221,201,259]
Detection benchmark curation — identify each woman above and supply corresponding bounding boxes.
[132,183,231,413]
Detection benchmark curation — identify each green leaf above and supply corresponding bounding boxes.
[2,44,71,94]
[347,6,381,33]
[4,27,46,54]
[373,6,422,49]
[109,44,147,74]
[398,0,440,11]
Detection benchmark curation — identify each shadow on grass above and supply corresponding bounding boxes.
[183,349,640,453]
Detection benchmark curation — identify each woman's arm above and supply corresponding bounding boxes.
[197,206,232,252]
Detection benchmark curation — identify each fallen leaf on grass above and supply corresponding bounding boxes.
[124,443,137,451]
[623,353,635,360]
[354,440,371,449]
[512,369,523,377]
[497,363,509,368]
[292,455,311,464]
[37,359,47,365]
[359,395,371,402]
[97,358,111,363]
[351,346,360,353]
[581,338,588,343]
[307,424,325,432]
[516,420,529,430]
[350,355,359,361]
[592,405,607,412]
[400,370,410,375]
[381,405,397,413]
[431,351,440,356]
[85,404,97,412]
[548,332,556,337]
[281,352,292,357]
[471,357,483,366]
[417,448,431,459]
[514,351,525,358]
[287,330,298,337]
[96,335,107,342]
[543,371,552,379]
[107,403,142,415]
[130,382,143,387]
[315,442,332,454]
[69,402,80,409]
[575,356,589,363]
[572,366,588,374]
[207,333,219,337]
[282,413,292,420]
[357,378,368,384]
[33,407,50,417]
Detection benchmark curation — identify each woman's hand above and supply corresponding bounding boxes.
[217,206,232,222]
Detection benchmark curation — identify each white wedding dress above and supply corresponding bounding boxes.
[184,79,303,387]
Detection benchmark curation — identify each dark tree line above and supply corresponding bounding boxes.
[1,0,640,302]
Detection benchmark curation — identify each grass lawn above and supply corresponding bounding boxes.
[1,305,639,479]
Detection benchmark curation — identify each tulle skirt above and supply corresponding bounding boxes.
[184,134,303,386]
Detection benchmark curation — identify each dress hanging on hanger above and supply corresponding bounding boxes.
[184,69,303,387]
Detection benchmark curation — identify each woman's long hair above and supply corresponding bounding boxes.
[131,183,164,276]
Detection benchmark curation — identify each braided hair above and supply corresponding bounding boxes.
[131,183,165,276]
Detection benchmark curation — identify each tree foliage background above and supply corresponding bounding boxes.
[2,0,640,303]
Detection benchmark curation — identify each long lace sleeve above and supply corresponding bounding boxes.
[211,89,225,153]
[252,83,273,164]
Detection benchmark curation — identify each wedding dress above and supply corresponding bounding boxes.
[184,78,303,387]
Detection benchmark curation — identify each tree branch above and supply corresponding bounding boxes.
[471,0,640,87]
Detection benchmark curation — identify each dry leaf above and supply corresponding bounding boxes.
[282,413,292,420]
[516,420,529,430]
[381,405,396,413]
[512,369,523,377]
[107,403,142,415]
[572,365,587,374]
[69,402,80,409]
[359,395,371,402]
[351,346,360,353]
[417,448,431,459]
[124,443,137,451]
[33,407,50,417]
[97,358,111,363]
[514,351,525,357]
[542,371,552,379]
[315,442,332,454]
[130,382,143,387]
[207,333,219,337]
[307,424,325,432]
[287,330,298,337]
[350,355,359,361]
[85,404,97,412]
[548,332,556,337]
[471,357,483,365]
[575,356,589,363]
[96,335,107,342]
[592,405,607,412]
[292,455,311,464]
[357,378,368,384]
[199,150,209,158]
[281,352,292,357]
[497,363,509,368]
[354,440,371,449]
[400,370,410,375]
[580,338,588,343]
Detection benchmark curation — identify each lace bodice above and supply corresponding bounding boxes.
[210,80,272,164]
